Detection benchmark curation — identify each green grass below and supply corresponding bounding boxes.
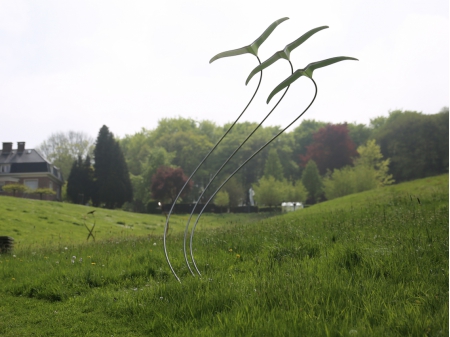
[0,174,448,336]
[0,196,271,249]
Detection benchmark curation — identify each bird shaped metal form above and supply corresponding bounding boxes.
[209,17,289,63]
[267,56,358,103]
[163,17,290,283]
[245,25,329,85]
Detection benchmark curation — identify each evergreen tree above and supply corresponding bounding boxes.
[93,125,133,209]
[67,155,94,204]
[301,160,323,204]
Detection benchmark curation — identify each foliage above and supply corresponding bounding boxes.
[355,139,394,186]
[31,188,56,200]
[373,109,449,182]
[324,140,394,200]
[67,155,94,204]
[300,124,357,175]
[285,180,309,202]
[301,160,323,204]
[214,190,229,212]
[2,183,27,196]
[151,166,192,204]
[347,123,372,147]
[222,177,246,208]
[0,175,447,336]
[93,125,133,209]
[253,175,284,207]
[263,148,284,181]
[37,131,94,179]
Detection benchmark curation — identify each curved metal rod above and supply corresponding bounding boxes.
[190,77,318,277]
[184,61,293,276]
[163,57,262,283]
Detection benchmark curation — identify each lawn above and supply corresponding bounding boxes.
[0,174,448,336]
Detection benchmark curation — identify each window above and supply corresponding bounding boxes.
[0,165,10,173]
[49,181,53,190]
[24,179,38,190]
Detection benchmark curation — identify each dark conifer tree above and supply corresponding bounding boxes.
[67,155,95,204]
[93,125,133,208]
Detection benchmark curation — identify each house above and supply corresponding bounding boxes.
[0,142,64,201]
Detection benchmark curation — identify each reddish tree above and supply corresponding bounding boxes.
[151,166,193,204]
[300,124,357,175]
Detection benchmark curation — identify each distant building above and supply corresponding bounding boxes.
[0,142,63,201]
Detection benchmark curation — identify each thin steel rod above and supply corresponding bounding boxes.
[190,77,318,277]
[184,61,293,276]
[163,57,262,283]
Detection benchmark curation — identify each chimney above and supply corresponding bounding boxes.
[2,142,13,153]
[17,142,25,152]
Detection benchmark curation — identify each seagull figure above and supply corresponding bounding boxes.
[267,56,358,103]
[209,17,289,63]
[245,25,329,85]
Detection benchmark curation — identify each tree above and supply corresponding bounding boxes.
[214,190,229,213]
[373,109,449,182]
[263,148,284,181]
[67,155,94,204]
[323,140,394,200]
[32,188,56,200]
[151,166,192,204]
[301,160,323,204]
[253,176,283,208]
[286,180,309,202]
[222,177,246,208]
[2,183,27,196]
[93,125,133,209]
[300,124,358,175]
[37,131,94,179]
[355,139,394,186]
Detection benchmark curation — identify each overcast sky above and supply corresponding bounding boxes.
[0,0,448,148]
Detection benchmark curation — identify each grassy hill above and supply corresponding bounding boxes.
[0,196,271,249]
[0,174,448,336]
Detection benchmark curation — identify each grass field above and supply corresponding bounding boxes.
[0,174,448,336]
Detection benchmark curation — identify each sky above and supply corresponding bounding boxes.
[0,0,448,148]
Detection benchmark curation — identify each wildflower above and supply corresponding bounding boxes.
[79,258,83,262]
[88,256,91,258]
[236,254,240,259]
[91,262,96,265]
[64,247,68,250]
[153,243,156,246]
[55,261,59,264]
[44,257,49,259]
[228,248,233,252]
[72,256,76,260]
[13,255,16,258]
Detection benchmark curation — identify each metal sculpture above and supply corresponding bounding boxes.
[163,17,289,283]
[163,18,358,282]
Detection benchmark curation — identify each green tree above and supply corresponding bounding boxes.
[301,160,323,204]
[2,183,27,196]
[93,125,133,209]
[286,180,309,202]
[263,148,284,181]
[32,188,56,200]
[214,190,229,213]
[355,139,394,186]
[253,176,283,208]
[373,109,448,182]
[222,177,245,208]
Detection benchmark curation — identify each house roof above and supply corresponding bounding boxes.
[0,148,63,182]
[0,149,50,165]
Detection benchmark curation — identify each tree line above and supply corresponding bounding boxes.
[39,107,448,210]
